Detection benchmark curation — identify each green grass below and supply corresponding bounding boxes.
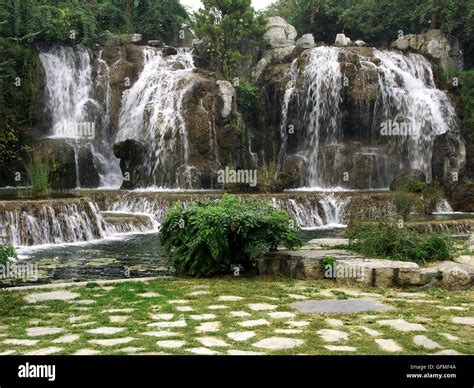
[0,278,472,355]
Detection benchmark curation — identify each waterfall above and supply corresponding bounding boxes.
[276,59,298,174]
[115,47,197,188]
[294,46,457,189]
[372,50,457,181]
[39,46,122,188]
[319,193,349,227]
[300,47,343,187]
[0,199,157,247]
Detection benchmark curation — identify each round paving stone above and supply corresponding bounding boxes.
[197,337,229,347]
[150,313,174,321]
[157,340,185,348]
[268,312,295,319]
[248,303,278,311]
[230,311,251,317]
[239,319,270,328]
[291,299,393,313]
[89,337,135,346]
[218,296,244,301]
[53,334,80,344]
[26,327,65,337]
[451,317,474,325]
[376,319,427,332]
[187,347,221,355]
[226,331,256,341]
[147,321,187,328]
[324,345,357,352]
[86,327,125,335]
[189,314,216,321]
[25,347,62,356]
[196,322,221,333]
[227,350,265,355]
[318,329,348,342]
[375,338,403,352]
[142,331,181,338]
[413,335,440,350]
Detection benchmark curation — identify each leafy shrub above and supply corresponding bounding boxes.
[393,191,416,221]
[236,81,261,118]
[418,185,443,215]
[345,221,455,263]
[0,244,17,266]
[397,179,443,215]
[159,194,302,277]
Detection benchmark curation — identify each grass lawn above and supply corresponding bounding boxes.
[0,278,472,355]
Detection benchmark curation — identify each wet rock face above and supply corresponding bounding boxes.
[432,131,466,191]
[78,146,101,188]
[35,138,76,190]
[113,140,147,189]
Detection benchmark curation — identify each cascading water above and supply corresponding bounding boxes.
[290,46,458,189]
[39,46,122,188]
[115,48,197,188]
[372,50,457,181]
[299,47,343,187]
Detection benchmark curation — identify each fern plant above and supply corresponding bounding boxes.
[159,194,302,277]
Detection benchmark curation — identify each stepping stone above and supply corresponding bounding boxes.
[342,291,383,298]
[288,294,308,300]
[86,327,125,335]
[104,308,134,313]
[253,337,304,350]
[287,320,310,327]
[451,317,474,325]
[69,315,91,323]
[218,296,243,301]
[89,337,135,347]
[208,305,229,310]
[377,319,427,332]
[110,315,129,323]
[395,292,427,298]
[189,314,216,321]
[326,318,344,327]
[248,303,277,311]
[227,331,256,341]
[148,321,187,328]
[142,331,181,338]
[188,291,210,296]
[268,312,295,319]
[359,327,381,337]
[265,297,279,301]
[150,313,174,321]
[291,299,393,313]
[138,292,161,298]
[436,306,467,311]
[3,339,39,346]
[119,347,144,354]
[169,300,189,304]
[26,327,65,337]
[324,345,357,352]
[196,322,221,333]
[227,350,265,355]
[25,347,62,356]
[230,311,251,317]
[440,333,459,341]
[187,347,221,355]
[375,339,403,352]
[318,329,349,342]
[72,300,96,305]
[413,335,440,350]
[157,340,185,348]
[74,349,101,355]
[176,306,193,312]
[28,320,41,325]
[25,291,80,303]
[274,329,302,335]
[0,350,17,355]
[434,349,463,355]
[239,319,270,328]
[53,334,80,344]
[197,337,230,347]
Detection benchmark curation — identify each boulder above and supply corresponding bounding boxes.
[263,17,297,48]
[276,155,305,189]
[77,145,101,188]
[216,80,235,120]
[296,34,315,49]
[335,33,352,47]
[113,140,147,189]
[162,46,178,56]
[450,182,474,212]
[147,40,163,47]
[389,169,426,191]
[428,261,473,289]
[354,39,368,47]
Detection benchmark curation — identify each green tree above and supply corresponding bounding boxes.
[194,0,266,78]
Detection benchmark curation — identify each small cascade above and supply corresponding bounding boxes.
[115,47,198,188]
[276,59,298,174]
[0,198,158,247]
[436,199,454,213]
[39,46,122,188]
[319,193,350,226]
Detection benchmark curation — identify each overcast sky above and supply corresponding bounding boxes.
[180,0,276,12]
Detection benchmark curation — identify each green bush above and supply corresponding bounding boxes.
[236,81,261,118]
[26,159,50,196]
[393,191,416,221]
[397,179,443,215]
[418,185,443,215]
[0,244,17,266]
[345,221,455,263]
[159,194,302,277]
